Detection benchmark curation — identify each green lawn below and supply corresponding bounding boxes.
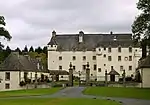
[84,87,150,100]
[0,98,120,105]
[0,87,61,98]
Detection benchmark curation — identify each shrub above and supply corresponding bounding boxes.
[19,81,26,87]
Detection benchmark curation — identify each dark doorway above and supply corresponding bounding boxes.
[56,74,59,81]
[110,75,115,82]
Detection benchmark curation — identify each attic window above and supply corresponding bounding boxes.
[113,36,117,41]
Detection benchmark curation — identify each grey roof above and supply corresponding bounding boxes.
[0,52,46,72]
[48,32,139,51]
[108,69,120,75]
[138,55,150,69]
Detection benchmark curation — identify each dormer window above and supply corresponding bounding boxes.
[79,31,84,43]
[113,36,117,41]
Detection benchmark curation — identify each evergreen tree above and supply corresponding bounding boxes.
[6,46,11,54]
[29,46,34,52]
[35,46,43,54]
[23,45,28,52]
[15,47,22,54]
[43,46,47,55]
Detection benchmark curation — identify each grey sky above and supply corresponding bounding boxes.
[0,0,138,50]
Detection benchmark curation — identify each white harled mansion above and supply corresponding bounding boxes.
[47,31,142,81]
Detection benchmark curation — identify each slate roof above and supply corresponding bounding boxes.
[138,55,150,69]
[108,69,120,75]
[0,52,46,72]
[48,32,139,51]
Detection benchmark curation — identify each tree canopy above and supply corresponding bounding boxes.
[132,0,150,58]
[0,16,12,40]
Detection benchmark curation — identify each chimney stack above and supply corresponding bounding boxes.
[110,31,113,35]
[52,30,56,37]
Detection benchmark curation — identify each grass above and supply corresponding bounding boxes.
[0,87,61,98]
[83,87,150,100]
[0,98,120,105]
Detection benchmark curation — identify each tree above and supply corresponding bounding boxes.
[4,46,11,57]
[23,45,28,53]
[29,46,34,52]
[132,0,150,58]
[42,46,47,56]
[0,42,4,51]
[6,46,11,54]
[0,16,12,42]
[35,46,43,54]
[15,47,22,54]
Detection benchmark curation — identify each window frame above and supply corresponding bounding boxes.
[108,56,112,61]
[72,56,76,60]
[129,56,132,61]
[94,64,97,70]
[5,83,10,89]
[5,72,10,81]
[59,56,62,60]
[118,56,121,61]
[59,66,62,70]
[93,56,96,60]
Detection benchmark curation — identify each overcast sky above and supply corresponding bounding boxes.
[0,0,138,50]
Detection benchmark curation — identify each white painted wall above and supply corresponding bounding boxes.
[142,68,150,88]
[48,45,142,81]
[97,47,141,81]
[0,71,50,91]
[0,71,21,91]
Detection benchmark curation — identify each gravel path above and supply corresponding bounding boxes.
[0,86,150,105]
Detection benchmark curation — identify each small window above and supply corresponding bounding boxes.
[104,47,106,51]
[103,54,106,58]
[83,56,86,60]
[111,66,113,70]
[120,66,123,71]
[94,65,97,70]
[99,48,101,51]
[72,56,76,60]
[59,56,62,60]
[129,56,132,61]
[73,66,76,70]
[59,66,62,70]
[51,45,53,47]
[98,68,101,72]
[118,56,121,61]
[104,64,106,66]
[5,72,10,81]
[129,66,132,71]
[5,83,10,89]
[93,56,96,60]
[91,74,93,76]
[61,76,63,78]
[129,47,132,53]
[83,65,86,70]
[108,56,112,61]
[108,47,111,53]
[118,46,121,52]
